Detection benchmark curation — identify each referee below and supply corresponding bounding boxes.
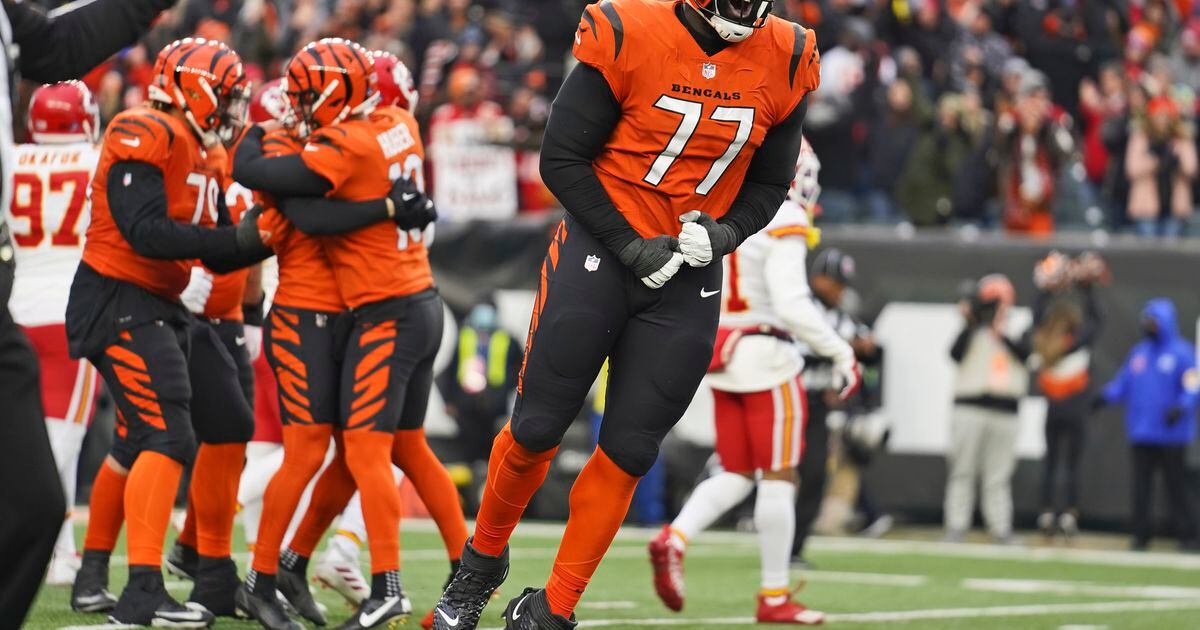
[0,1,177,625]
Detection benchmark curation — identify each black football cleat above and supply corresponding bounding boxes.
[337,593,412,629]
[71,550,117,613]
[431,540,509,630]
[235,581,303,630]
[166,542,199,581]
[501,588,577,630]
[187,556,241,618]
[277,564,327,626]
[109,568,214,627]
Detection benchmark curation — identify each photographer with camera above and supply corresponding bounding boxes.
[944,274,1030,544]
[1125,95,1196,237]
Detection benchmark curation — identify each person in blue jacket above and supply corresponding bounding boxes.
[1100,298,1199,550]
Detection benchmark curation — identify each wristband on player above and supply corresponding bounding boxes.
[242,296,266,327]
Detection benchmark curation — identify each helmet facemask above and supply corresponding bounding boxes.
[690,0,774,43]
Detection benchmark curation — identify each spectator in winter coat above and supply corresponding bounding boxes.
[1100,298,1199,550]
[896,91,986,225]
[1125,95,1197,237]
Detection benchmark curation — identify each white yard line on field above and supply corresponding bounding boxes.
[963,577,1200,600]
[578,600,638,610]
[472,598,1200,629]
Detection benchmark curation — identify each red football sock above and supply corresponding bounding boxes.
[472,424,557,557]
[125,451,184,568]
[252,423,333,574]
[191,442,246,558]
[343,429,401,573]
[392,428,468,561]
[545,447,638,617]
[83,461,127,552]
[288,435,356,558]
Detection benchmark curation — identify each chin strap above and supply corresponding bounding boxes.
[708,15,753,42]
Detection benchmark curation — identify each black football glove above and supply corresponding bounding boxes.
[235,204,267,251]
[678,211,737,267]
[617,236,684,289]
[388,177,438,231]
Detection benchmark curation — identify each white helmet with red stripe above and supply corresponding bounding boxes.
[27,81,100,145]
[788,135,821,210]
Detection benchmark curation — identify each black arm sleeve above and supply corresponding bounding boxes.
[716,98,808,246]
[277,196,391,236]
[1001,330,1033,363]
[950,325,973,363]
[7,0,174,82]
[201,244,272,275]
[539,63,642,255]
[233,126,332,198]
[107,161,240,261]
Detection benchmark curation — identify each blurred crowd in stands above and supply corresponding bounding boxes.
[24,0,1200,237]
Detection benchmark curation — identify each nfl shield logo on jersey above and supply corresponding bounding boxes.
[702,62,716,79]
[585,254,601,272]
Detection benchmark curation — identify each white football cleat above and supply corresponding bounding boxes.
[314,544,369,606]
[45,550,81,586]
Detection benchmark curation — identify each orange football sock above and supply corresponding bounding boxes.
[252,423,333,574]
[343,429,401,573]
[472,424,557,557]
[178,501,197,549]
[288,441,356,558]
[191,442,246,558]
[545,447,638,617]
[392,428,468,561]
[83,461,127,552]
[125,451,185,568]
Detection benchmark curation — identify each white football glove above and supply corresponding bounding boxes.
[678,211,736,267]
[180,267,214,314]
[243,324,263,362]
[833,356,861,401]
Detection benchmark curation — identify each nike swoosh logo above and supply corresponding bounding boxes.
[304,145,320,152]
[511,593,531,620]
[435,606,460,627]
[119,137,141,147]
[359,597,401,627]
[402,192,418,201]
[700,288,720,298]
[235,336,246,346]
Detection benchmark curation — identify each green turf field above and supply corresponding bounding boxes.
[27,521,1200,629]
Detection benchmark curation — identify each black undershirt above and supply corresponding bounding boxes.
[538,9,808,259]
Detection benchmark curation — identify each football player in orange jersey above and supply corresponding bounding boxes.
[431,1,819,628]
[230,38,444,630]
[274,50,468,630]
[224,41,439,630]
[63,38,267,628]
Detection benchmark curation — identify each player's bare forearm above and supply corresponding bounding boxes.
[540,62,641,255]
[9,0,176,82]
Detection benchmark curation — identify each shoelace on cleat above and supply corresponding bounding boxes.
[442,569,504,622]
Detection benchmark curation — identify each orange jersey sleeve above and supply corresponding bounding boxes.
[255,130,345,313]
[82,107,223,299]
[307,107,434,308]
[571,0,819,239]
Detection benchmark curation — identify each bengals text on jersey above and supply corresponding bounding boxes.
[573,0,818,238]
[82,106,225,299]
[299,104,433,308]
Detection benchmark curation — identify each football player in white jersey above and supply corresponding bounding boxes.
[9,81,102,585]
[649,138,858,625]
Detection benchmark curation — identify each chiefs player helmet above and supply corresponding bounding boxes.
[149,38,250,147]
[684,0,773,42]
[789,135,821,211]
[283,38,377,138]
[249,78,290,124]
[371,50,418,113]
[27,81,100,145]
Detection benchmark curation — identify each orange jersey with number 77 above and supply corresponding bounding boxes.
[300,105,434,308]
[573,0,818,238]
